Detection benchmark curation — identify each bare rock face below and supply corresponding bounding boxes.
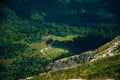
[46,51,93,71]
[90,36,120,62]
[46,36,120,72]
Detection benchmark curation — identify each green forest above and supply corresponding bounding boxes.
[0,0,120,80]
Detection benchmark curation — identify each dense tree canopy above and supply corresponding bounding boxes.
[0,0,120,80]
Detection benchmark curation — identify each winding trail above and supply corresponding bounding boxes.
[40,40,55,55]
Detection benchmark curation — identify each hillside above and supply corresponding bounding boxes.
[28,36,120,80]
[0,0,120,80]
[31,54,120,80]
[45,36,120,72]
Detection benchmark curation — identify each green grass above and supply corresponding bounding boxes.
[31,54,120,80]
[29,41,47,50]
[94,36,120,56]
[43,35,77,41]
[27,35,76,60]
[43,47,70,60]
[0,35,76,65]
[52,35,77,41]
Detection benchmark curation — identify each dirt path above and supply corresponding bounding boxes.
[40,40,55,54]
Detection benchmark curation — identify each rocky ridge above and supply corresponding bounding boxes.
[46,36,120,71]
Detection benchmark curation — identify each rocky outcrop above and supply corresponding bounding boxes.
[46,51,93,71]
[46,36,120,71]
[91,36,120,62]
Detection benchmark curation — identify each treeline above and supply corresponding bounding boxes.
[51,34,112,61]
[0,21,120,59]
[0,0,120,80]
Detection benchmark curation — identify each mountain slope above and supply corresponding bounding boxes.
[30,53,120,80]
[45,36,120,71]
[26,36,120,80]
[91,36,120,61]
[0,1,120,80]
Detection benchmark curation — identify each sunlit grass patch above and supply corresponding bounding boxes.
[43,47,69,60]
[52,35,77,41]
[43,35,77,41]
[29,41,47,50]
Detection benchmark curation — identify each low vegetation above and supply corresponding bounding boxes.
[0,0,120,80]
[44,47,69,60]
[94,36,120,55]
[32,54,120,80]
